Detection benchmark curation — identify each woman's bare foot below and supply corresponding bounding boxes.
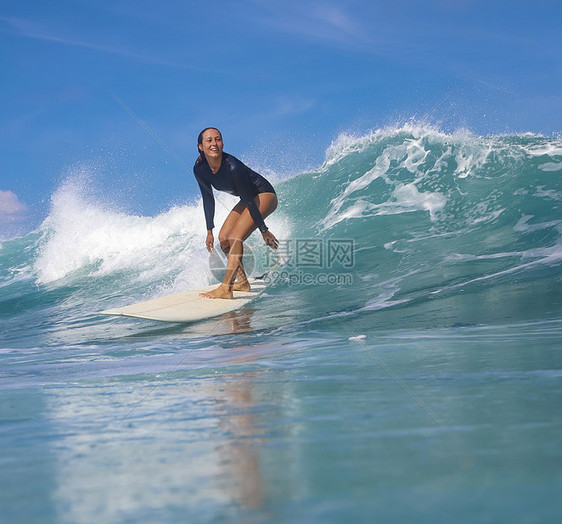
[199,284,233,299]
[232,278,251,292]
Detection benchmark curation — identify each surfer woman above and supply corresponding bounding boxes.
[194,127,279,299]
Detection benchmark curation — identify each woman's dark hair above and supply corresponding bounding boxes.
[197,127,222,157]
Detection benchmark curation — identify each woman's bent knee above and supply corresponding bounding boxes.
[219,238,230,254]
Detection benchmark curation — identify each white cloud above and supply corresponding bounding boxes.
[270,95,316,119]
[0,190,28,216]
[241,0,402,55]
[0,190,31,240]
[0,15,188,68]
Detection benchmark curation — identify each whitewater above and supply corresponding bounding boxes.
[1,125,561,522]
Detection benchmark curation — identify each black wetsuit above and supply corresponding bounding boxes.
[193,152,275,233]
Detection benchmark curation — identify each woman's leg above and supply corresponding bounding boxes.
[218,200,246,254]
[201,193,278,298]
[218,201,250,290]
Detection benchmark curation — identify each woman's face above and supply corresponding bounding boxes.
[199,129,223,160]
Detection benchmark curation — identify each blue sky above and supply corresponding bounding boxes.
[0,0,560,237]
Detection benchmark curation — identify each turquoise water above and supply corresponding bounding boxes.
[1,125,562,522]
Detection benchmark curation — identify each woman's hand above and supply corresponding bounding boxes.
[205,231,214,252]
[262,230,279,250]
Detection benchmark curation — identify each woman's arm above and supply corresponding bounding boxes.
[205,230,214,252]
[197,178,215,231]
[262,230,279,249]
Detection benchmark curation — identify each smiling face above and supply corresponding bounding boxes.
[198,128,223,161]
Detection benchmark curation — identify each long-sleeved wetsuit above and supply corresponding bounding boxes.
[193,152,275,233]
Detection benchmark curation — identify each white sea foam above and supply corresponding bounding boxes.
[539,162,562,172]
[33,172,290,294]
[316,124,562,234]
[34,179,210,287]
[524,143,562,158]
[319,126,452,231]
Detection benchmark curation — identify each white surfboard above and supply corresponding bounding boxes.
[100,279,267,323]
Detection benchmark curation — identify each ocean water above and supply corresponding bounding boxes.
[1,125,562,523]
